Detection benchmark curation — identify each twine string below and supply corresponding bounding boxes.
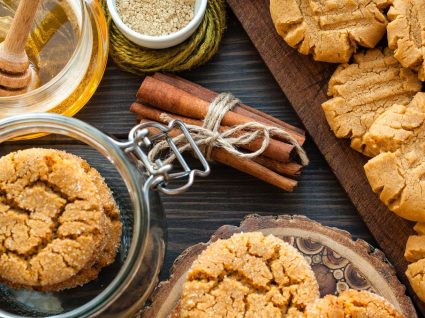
[202,93,240,159]
[148,93,309,167]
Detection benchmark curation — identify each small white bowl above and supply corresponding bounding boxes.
[107,0,207,49]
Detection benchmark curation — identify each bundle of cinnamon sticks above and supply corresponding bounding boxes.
[130,73,307,192]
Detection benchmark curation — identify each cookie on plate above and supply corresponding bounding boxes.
[322,48,421,156]
[179,232,319,318]
[387,0,425,81]
[364,93,425,221]
[270,0,391,63]
[304,289,405,317]
[0,149,121,291]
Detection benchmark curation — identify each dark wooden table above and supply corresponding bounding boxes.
[9,11,374,284]
[105,12,376,281]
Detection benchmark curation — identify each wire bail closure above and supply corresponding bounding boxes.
[117,120,210,195]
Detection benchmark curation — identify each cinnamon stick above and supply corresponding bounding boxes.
[152,73,305,145]
[137,76,247,125]
[131,102,294,162]
[132,102,202,126]
[144,123,298,191]
[253,157,302,176]
[137,77,303,147]
[213,148,297,192]
[139,118,301,177]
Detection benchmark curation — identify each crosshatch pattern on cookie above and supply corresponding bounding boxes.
[270,0,391,63]
[322,48,422,156]
[387,0,425,81]
[364,93,425,222]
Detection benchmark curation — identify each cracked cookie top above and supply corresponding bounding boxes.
[387,0,425,81]
[0,149,107,287]
[364,93,425,156]
[304,290,405,317]
[322,48,421,156]
[364,93,425,222]
[179,232,319,318]
[36,151,122,291]
[270,0,391,63]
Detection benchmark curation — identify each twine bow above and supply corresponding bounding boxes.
[148,93,309,166]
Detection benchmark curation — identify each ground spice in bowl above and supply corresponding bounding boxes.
[116,0,195,36]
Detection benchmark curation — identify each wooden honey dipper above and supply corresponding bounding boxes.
[0,0,41,96]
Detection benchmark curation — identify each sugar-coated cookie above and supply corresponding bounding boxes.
[0,149,121,291]
[179,232,319,318]
[304,289,405,317]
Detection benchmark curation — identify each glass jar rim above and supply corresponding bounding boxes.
[0,113,150,318]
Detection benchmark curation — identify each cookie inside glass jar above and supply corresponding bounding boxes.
[0,148,121,291]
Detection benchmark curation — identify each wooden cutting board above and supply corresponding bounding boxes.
[225,0,423,314]
[140,215,416,317]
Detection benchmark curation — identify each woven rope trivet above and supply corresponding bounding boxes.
[99,0,227,76]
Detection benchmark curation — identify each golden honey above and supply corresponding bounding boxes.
[0,0,79,87]
[0,0,108,125]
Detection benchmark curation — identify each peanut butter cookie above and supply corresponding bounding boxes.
[304,289,405,317]
[179,232,319,318]
[322,49,421,156]
[364,93,425,156]
[387,0,425,81]
[405,223,425,303]
[0,149,121,291]
[405,235,425,263]
[364,93,425,221]
[414,223,425,235]
[406,259,425,303]
[270,0,391,63]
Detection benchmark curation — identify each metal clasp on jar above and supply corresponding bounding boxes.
[115,120,210,195]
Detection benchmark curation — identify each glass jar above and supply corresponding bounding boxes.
[0,113,209,317]
[0,0,108,121]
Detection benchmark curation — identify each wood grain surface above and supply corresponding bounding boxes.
[2,9,410,316]
[225,0,422,314]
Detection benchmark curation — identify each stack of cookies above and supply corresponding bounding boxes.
[271,0,425,302]
[0,148,121,291]
[173,232,405,317]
